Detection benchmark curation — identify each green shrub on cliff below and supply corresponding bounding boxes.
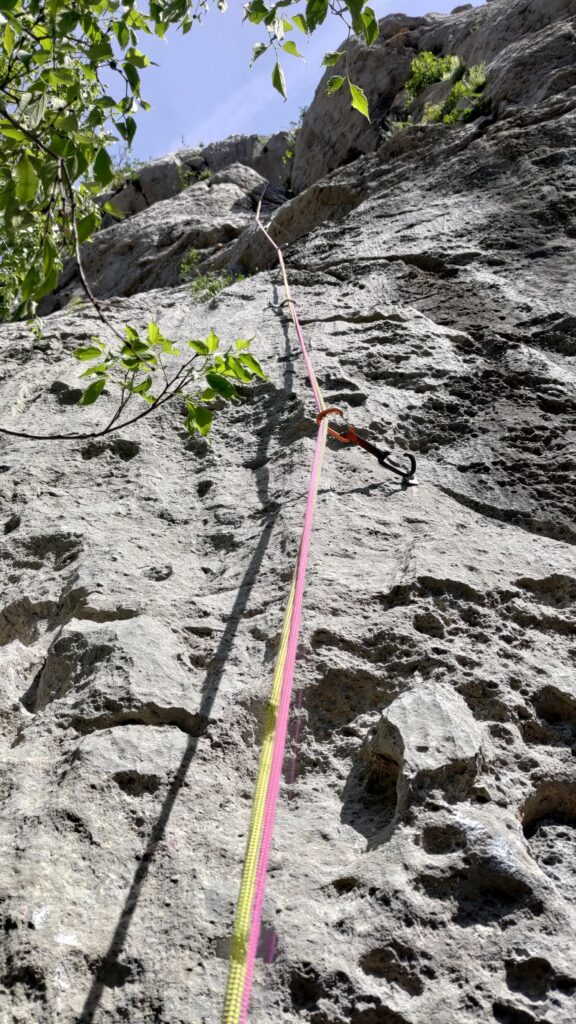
[180,248,244,302]
[422,64,487,125]
[404,51,462,104]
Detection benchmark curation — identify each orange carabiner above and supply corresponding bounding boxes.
[315,406,356,444]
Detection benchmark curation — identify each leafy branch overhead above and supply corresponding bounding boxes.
[0,0,379,322]
[245,0,376,119]
[0,323,266,442]
[74,323,266,438]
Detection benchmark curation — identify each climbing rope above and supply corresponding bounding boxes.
[221,200,417,1024]
[221,204,330,1024]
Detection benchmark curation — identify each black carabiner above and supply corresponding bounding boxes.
[352,435,418,486]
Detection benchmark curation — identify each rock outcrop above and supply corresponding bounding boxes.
[1,1,576,1022]
[292,0,576,191]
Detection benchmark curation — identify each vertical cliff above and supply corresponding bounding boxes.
[0,1,575,1022]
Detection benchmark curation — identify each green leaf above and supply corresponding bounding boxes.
[147,322,160,344]
[205,329,219,353]
[325,75,345,95]
[322,50,344,66]
[132,376,153,395]
[225,355,253,383]
[362,6,379,45]
[160,339,179,355]
[235,339,252,350]
[238,353,267,379]
[113,20,130,48]
[33,265,59,300]
[3,21,15,56]
[77,210,100,244]
[42,236,59,277]
[123,62,140,92]
[305,0,328,31]
[74,344,103,361]
[349,81,370,119]
[118,116,137,146]
[126,47,151,68]
[346,0,365,36]
[87,41,114,61]
[282,40,304,60]
[93,147,114,187]
[15,154,39,204]
[292,13,307,32]
[272,60,287,99]
[205,371,237,401]
[0,123,29,142]
[79,378,106,405]
[243,0,269,24]
[122,338,150,357]
[80,364,109,377]
[250,41,268,65]
[24,93,48,129]
[103,200,127,220]
[188,339,210,355]
[193,405,213,436]
[201,387,217,401]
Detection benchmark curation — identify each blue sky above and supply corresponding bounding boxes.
[127,1,485,162]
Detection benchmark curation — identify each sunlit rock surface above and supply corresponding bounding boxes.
[1,1,576,1021]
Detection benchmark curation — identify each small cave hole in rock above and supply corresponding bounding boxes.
[522,782,576,904]
[289,963,326,1011]
[505,957,553,1001]
[4,513,21,535]
[360,945,424,996]
[81,439,140,462]
[422,823,467,855]
[492,1002,542,1024]
[113,771,162,796]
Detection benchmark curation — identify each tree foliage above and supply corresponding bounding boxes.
[0,0,379,322]
[0,324,266,441]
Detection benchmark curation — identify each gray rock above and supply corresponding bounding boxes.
[101,182,148,225]
[292,0,576,191]
[201,130,293,188]
[137,154,185,205]
[364,681,484,817]
[209,162,285,207]
[292,18,420,193]
[203,172,365,275]
[175,148,206,171]
[40,181,253,311]
[1,1,576,1022]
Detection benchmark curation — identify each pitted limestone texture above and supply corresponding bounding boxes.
[1,1,576,1022]
[364,681,485,814]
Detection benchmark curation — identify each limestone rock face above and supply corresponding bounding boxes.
[291,0,576,191]
[1,1,576,1023]
[197,131,293,188]
[41,180,255,312]
[137,154,185,205]
[364,681,485,818]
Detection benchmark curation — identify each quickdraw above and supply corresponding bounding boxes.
[317,406,417,485]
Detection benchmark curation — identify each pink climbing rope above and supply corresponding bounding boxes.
[235,202,329,1022]
[239,414,328,1023]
